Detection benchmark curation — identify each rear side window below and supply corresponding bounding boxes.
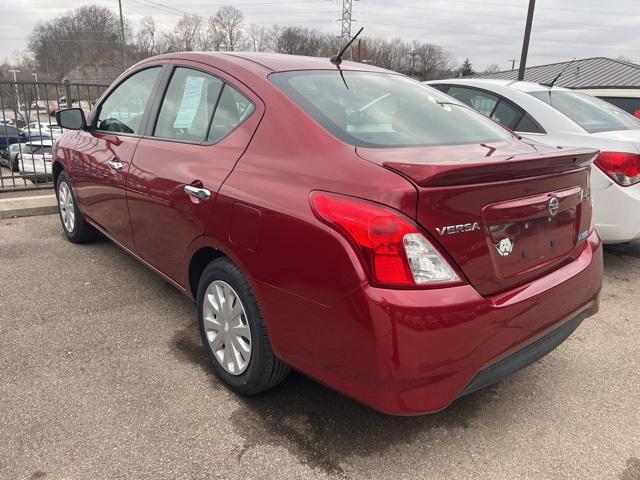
[207,84,255,143]
[270,71,512,148]
[154,68,223,142]
[446,86,498,116]
[95,67,161,135]
[515,113,544,134]
[153,68,255,144]
[491,100,522,129]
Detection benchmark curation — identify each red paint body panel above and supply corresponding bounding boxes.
[53,52,603,414]
[71,131,140,248]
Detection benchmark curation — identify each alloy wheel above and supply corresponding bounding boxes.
[58,181,75,233]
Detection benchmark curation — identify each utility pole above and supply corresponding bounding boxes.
[118,0,127,69]
[508,58,517,70]
[518,0,536,81]
[9,69,21,113]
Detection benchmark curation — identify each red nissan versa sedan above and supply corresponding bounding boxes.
[53,52,603,415]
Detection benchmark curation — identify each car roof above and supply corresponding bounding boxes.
[426,78,572,93]
[141,51,391,75]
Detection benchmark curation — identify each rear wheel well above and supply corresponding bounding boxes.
[188,247,226,298]
[52,162,64,187]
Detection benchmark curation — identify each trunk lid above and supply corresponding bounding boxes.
[358,140,598,296]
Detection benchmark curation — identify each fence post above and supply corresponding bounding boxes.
[63,80,72,108]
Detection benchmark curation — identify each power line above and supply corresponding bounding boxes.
[362,1,640,32]
[353,14,640,51]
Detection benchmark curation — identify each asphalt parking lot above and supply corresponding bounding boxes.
[1,214,639,480]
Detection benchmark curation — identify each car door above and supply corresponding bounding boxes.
[72,66,164,249]
[126,62,263,285]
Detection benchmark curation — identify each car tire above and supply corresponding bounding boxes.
[56,171,98,244]
[197,257,290,395]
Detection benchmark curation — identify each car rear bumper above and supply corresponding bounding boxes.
[593,181,640,244]
[457,306,592,398]
[261,231,602,415]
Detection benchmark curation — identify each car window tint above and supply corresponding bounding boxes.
[271,71,513,148]
[599,97,640,116]
[96,67,161,135]
[154,67,224,142]
[445,86,498,116]
[491,100,523,129]
[207,84,255,143]
[515,113,544,133]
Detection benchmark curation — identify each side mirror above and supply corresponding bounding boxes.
[56,108,86,130]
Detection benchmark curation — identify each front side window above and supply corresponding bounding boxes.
[271,71,512,148]
[154,67,224,142]
[530,90,640,133]
[95,67,161,135]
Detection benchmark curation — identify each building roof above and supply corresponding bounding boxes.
[62,66,123,85]
[473,57,640,89]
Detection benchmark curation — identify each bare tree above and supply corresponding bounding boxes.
[173,14,204,51]
[276,27,322,56]
[135,16,157,57]
[246,24,274,52]
[211,6,244,51]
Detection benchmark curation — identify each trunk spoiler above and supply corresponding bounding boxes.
[382,148,599,187]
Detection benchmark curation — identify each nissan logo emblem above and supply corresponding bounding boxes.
[548,197,559,217]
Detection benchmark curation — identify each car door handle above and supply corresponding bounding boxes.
[184,185,211,201]
[107,159,124,171]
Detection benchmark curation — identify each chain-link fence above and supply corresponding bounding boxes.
[0,80,108,191]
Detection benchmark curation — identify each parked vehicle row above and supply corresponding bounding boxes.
[51,52,605,415]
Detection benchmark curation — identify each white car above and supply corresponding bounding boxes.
[26,122,63,139]
[426,79,640,244]
[0,142,28,171]
[17,139,54,183]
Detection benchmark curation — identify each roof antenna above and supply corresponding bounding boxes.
[541,57,576,88]
[330,27,364,66]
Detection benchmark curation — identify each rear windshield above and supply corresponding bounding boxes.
[270,71,513,148]
[529,91,640,133]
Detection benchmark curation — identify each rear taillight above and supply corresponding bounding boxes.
[310,192,461,288]
[594,152,640,186]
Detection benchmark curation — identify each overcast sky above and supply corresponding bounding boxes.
[2,0,639,71]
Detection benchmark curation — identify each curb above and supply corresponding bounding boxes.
[0,194,58,219]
